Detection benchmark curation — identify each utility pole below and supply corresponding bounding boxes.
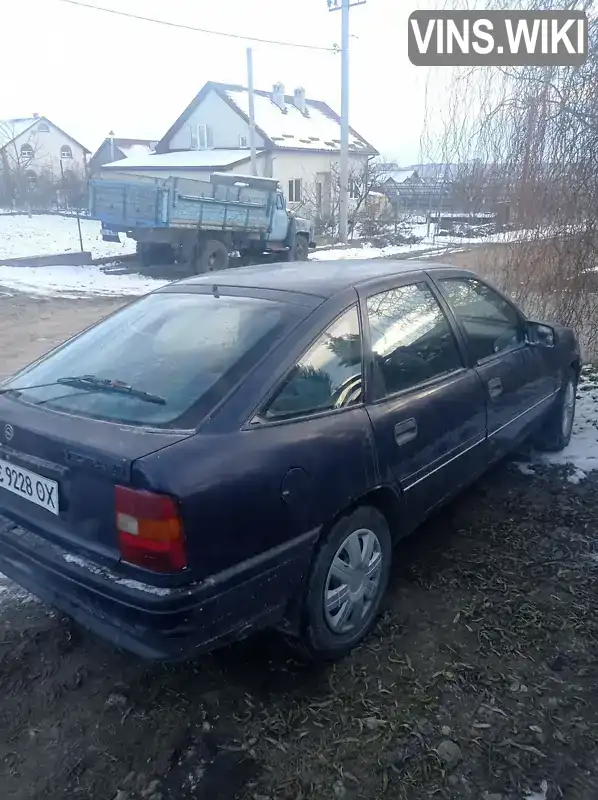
[328,0,366,244]
[246,47,258,176]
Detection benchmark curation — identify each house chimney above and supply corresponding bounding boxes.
[32,112,39,118]
[271,82,286,111]
[293,87,307,115]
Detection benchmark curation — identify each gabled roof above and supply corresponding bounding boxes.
[156,81,378,156]
[0,117,90,153]
[102,148,258,171]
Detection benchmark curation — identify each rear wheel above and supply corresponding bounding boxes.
[535,368,577,452]
[197,239,229,273]
[300,506,392,660]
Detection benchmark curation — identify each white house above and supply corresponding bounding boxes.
[0,115,89,188]
[101,81,378,216]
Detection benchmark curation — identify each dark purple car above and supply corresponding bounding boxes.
[0,260,580,660]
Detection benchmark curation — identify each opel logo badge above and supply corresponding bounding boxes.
[4,424,14,443]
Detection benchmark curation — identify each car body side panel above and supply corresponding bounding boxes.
[134,407,378,581]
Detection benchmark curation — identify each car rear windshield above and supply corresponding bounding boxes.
[3,291,302,428]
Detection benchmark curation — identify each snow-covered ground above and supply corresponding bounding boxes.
[0,214,136,261]
[515,368,598,483]
[543,368,598,480]
[0,264,167,298]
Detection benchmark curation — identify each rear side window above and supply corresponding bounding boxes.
[440,278,524,362]
[366,282,463,397]
[264,305,362,420]
[3,292,300,428]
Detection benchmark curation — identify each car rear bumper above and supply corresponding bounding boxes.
[0,515,318,661]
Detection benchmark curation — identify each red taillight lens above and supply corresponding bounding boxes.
[115,486,186,573]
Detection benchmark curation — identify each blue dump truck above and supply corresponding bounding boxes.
[89,172,316,273]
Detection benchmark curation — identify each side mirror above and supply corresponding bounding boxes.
[526,321,555,348]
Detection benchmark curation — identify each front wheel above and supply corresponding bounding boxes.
[301,506,392,660]
[535,368,577,452]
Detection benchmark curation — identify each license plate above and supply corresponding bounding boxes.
[0,457,59,515]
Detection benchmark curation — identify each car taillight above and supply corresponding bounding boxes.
[115,486,186,573]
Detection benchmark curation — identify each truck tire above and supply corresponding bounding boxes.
[286,234,309,262]
[197,239,229,273]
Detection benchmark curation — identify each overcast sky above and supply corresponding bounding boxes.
[2,0,449,164]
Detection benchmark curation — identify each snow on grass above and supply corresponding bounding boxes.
[309,240,455,262]
[543,367,598,476]
[0,214,135,261]
[0,263,167,298]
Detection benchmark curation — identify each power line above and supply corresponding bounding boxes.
[56,0,337,52]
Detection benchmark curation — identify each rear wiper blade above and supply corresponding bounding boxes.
[0,375,166,405]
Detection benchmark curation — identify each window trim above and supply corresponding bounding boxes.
[251,303,365,426]
[435,275,527,366]
[361,278,467,404]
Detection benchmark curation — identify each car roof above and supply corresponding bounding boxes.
[164,259,474,300]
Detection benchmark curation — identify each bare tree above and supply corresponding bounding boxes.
[427,0,598,357]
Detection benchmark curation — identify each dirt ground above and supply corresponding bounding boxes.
[1,286,597,800]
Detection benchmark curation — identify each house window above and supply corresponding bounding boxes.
[37,122,50,133]
[20,143,34,159]
[24,169,37,188]
[349,179,361,200]
[288,178,301,203]
[190,124,214,150]
[60,145,73,159]
[239,135,248,147]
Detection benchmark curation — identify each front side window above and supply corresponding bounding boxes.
[2,293,302,428]
[366,283,463,397]
[440,278,524,362]
[20,143,34,159]
[264,306,362,420]
[60,145,73,159]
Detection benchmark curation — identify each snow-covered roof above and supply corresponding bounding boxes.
[102,148,260,171]
[384,168,418,185]
[156,81,378,156]
[0,116,90,153]
[224,86,375,153]
[118,142,155,159]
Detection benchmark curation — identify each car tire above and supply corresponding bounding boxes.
[301,506,392,661]
[535,367,577,452]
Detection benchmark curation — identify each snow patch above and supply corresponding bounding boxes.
[516,463,536,476]
[0,574,36,606]
[0,263,167,298]
[544,372,598,473]
[0,214,136,261]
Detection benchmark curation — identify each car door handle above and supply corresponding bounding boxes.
[394,418,418,446]
[488,377,503,399]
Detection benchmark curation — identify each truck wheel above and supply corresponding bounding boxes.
[198,240,229,273]
[286,234,309,262]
